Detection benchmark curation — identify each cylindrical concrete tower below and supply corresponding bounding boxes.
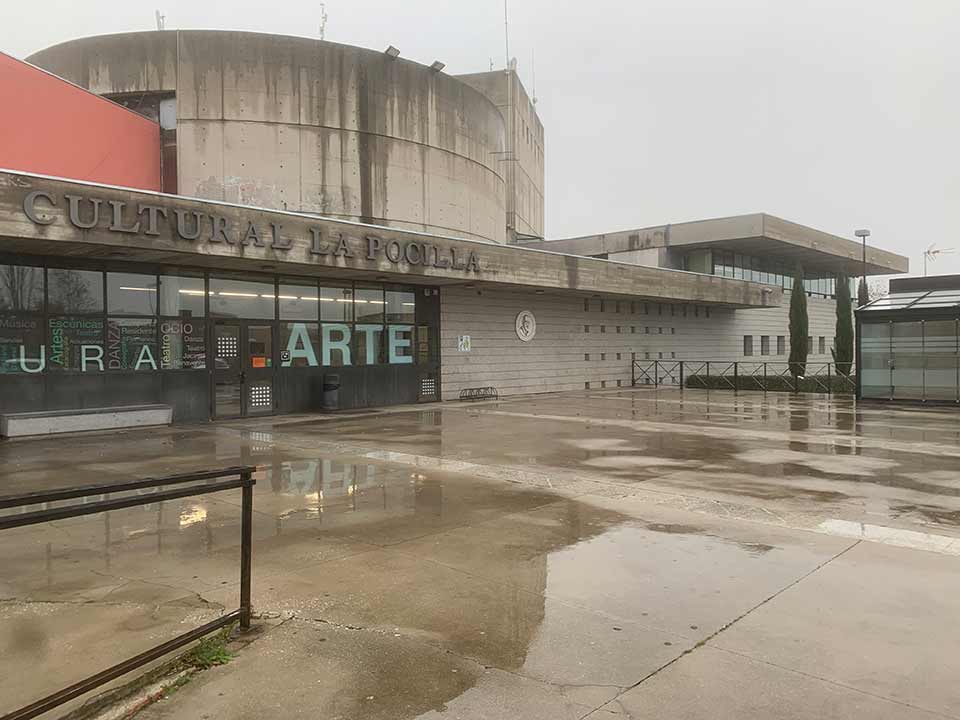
[28,31,508,243]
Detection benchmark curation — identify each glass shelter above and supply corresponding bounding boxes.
[857,280,960,403]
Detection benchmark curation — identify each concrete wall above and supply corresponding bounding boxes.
[457,70,545,241]
[0,52,160,190]
[440,287,839,399]
[527,214,908,277]
[28,31,508,243]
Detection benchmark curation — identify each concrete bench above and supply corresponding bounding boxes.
[0,404,173,438]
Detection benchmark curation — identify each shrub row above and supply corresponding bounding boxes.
[684,374,856,394]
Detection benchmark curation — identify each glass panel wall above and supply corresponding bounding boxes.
[862,319,960,402]
[159,275,205,318]
[320,285,352,321]
[279,281,319,321]
[923,320,958,401]
[891,321,924,400]
[48,268,103,313]
[0,263,44,373]
[107,272,158,315]
[0,260,426,376]
[860,322,892,399]
[0,264,43,311]
[683,250,840,298]
[209,278,275,319]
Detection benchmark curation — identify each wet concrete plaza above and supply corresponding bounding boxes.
[2,387,960,719]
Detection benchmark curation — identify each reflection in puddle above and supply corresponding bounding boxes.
[179,504,208,528]
[639,520,774,555]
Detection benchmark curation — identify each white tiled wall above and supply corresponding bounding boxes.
[440,287,841,399]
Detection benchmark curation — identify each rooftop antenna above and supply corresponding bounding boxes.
[531,48,537,104]
[923,243,955,276]
[319,2,328,40]
[504,0,510,71]
[154,10,165,31]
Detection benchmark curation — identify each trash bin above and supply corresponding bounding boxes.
[322,373,340,410]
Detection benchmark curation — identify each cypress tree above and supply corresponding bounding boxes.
[788,264,808,379]
[832,273,854,376]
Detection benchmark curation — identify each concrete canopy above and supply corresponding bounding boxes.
[0,171,780,308]
[530,213,908,276]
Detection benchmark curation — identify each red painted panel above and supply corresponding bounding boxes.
[0,52,161,191]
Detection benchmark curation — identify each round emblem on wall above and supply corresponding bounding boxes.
[515,310,537,342]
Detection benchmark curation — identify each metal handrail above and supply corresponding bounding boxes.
[631,360,856,393]
[0,466,257,720]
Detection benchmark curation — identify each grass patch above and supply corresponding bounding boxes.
[182,625,235,670]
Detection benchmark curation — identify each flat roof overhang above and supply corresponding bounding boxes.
[0,171,781,309]
[535,214,908,276]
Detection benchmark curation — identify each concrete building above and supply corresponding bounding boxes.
[458,67,545,242]
[523,215,908,372]
[0,31,908,433]
[27,31,522,245]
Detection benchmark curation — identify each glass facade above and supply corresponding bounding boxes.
[682,249,841,298]
[861,319,959,402]
[859,287,960,402]
[0,261,423,377]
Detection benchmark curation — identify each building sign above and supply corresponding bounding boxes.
[160,321,205,370]
[515,310,537,342]
[21,191,482,273]
[457,335,471,352]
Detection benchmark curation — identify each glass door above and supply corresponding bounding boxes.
[892,321,924,400]
[213,322,243,418]
[244,324,274,415]
[212,321,275,418]
[922,319,959,402]
[860,322,892,400]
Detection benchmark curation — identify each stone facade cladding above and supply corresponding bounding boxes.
[440,286,840,399]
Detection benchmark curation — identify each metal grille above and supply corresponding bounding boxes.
[420,377,437,397]
[217,336,238,358]
[249,382,272,410]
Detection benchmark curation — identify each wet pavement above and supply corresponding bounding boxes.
[1,387,959,719]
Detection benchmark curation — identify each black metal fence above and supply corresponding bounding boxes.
[631,360,856,394]
[0,466,257,720]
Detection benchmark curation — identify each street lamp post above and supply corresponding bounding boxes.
[855,229,871,305]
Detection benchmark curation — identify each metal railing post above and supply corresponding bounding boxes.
[679,361,684,389]
[734,361,739,389]
[763,362,767,391]
[0,465,257,720]
[240,470,254,632]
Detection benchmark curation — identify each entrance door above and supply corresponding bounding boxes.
[415,290,441,402]
[891,321,924,400]
[213,321,275,418]
[860,322,892,399]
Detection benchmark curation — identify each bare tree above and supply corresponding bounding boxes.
[0,265,42,311]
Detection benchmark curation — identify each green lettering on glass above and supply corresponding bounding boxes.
[283,324,318,367]
[388,325,413,364]
[18,346,45,373]
[322,324,352,366]
[81,345,104,372]
[135,345,158,371]
[355,324,382,364]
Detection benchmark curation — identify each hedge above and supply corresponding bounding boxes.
[684,374,857,394]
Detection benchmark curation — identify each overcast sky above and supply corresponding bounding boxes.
[4,0,958,275]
